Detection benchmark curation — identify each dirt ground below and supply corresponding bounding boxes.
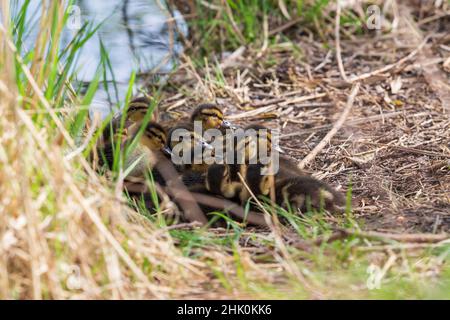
[158,2,449,234]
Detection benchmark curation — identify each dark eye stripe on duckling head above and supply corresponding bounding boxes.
[201,111,223,120]
[145,123,166,144]
[127,106,148,114]
[191,104,224,121]
[127,97,151,112]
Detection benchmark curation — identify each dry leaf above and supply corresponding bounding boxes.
[390,76,403,94]
[443,57,450,73]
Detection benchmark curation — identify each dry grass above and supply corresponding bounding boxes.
[1,0,449,299]
[0,54,202,298]
[0,1,208,299]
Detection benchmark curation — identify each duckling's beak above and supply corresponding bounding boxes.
[162,146,173,156]
[221,120,236,130]
[201,140,214,150]
[273,145,285,153]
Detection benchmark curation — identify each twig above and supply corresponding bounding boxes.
[158,221,204,232]
[153,155,208,225]
[314,50,332,72]
[335,1,349,82]
[335,228,449,244]
[281,110,428,138]
[356,242,450,252]
[349,36,430,83]
[417,11,450,26]
[189,192,268,227]
[227,93,327,120]
[268,16,302,36]
[256,13,268,59]
[298,83,360,169]
[366,142,450,158]
[219,46,246,69]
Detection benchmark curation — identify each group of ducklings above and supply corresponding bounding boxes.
[97,97,345,224]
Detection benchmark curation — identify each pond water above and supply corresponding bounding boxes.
[10,0,187,118]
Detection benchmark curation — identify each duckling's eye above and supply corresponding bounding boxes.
[148,130,165,144]
[202,112,221,119]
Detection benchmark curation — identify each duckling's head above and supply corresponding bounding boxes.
[190,103,233,130]
[166,123,212,154]
[126,96,152,122]
[237,124,285,163]
[140,122,169,153]
[235,124,270,162]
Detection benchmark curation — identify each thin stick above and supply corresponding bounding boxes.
[335,1,349,82]
[281,110,428,138]
[298,83,360,169]
[268,16,303,36]
[349,36,429,83]
[189,192,268,227]
[335,228,449,244]
[153,155,208,225]
[227,93,327,120]
[356,242,450,252]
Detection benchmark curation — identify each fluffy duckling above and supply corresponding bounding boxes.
[235,123,305,180]
[124,121,170,177]
[100,121,170,179]
[190,103,234,131]
[166,122,215,173]
[205,164,243,200]
[275,176,346,212]
[160,103,234,169]
[244,163,345,212]
[102,96,153,144]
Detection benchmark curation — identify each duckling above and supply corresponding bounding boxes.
[100,121,170,180]
[275,176,346,212]
[166,122,216,173]
[240,163,272,204]
[124,121,170,177]
[205,164,243,200]
[224,124,272,189]
[235,123,305,180]
[102,96,154,145]
[244,163,345,212]
[190,103,234,132]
